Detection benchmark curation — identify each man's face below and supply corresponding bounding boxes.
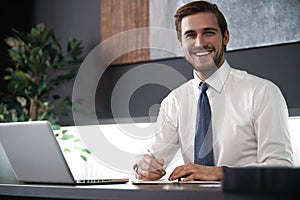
[180,12,229,80]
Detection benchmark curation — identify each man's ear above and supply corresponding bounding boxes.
[223,30,230,45]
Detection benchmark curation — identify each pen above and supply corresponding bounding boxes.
[147,149,156,159]
[147,149,166,173]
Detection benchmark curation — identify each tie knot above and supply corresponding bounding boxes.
[200,82,208,93]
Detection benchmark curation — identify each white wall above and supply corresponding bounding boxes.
[289,117,300,166]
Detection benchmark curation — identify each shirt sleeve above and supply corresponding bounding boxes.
[248,82,293,167]
[150,94,181,167]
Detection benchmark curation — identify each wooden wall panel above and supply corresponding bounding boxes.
[101,0,149,64]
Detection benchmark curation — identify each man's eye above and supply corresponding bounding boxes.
[205,32,215,36]
[185,34,196,38]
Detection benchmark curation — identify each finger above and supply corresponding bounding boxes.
[187,166,223,181]
[138,173,162,181]
[137,167,166,180]
[152,158,165,172]
[182,171,211,181]
[138,159,161,173]
[137,158,166,176]
[169,163,194,180]
[142,155,165,172]
[143,154,164,169]
[139,170,166,180]
[156,158,165,166]
[182,173,198,181]
[141,163,166,175]
[137,166,165,177]
[172,165,223,181]
[168,166,186,180]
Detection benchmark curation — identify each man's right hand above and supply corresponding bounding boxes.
[135,154,166,180]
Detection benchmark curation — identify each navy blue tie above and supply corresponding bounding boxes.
[194,82,214,166]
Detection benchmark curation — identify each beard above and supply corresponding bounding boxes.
[186,46,225,75]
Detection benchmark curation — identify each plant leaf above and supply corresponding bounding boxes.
[81,148,91,154]
[60,134,74,140]
[80,155,87,161]
[52,124,61,130]
[64,148,70,153]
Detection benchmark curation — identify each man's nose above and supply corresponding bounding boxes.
[195,35,207,47]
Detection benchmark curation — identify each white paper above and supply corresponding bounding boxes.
[131,179,221,185]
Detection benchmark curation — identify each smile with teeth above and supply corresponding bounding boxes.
[195,50,212,57]
[196,52,209,56]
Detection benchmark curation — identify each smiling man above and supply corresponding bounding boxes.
[135,0,293,181]
[180,11,228,80]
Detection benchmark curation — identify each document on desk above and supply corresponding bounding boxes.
[132,179,221,185]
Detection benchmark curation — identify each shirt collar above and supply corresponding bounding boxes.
[192,60,231,93]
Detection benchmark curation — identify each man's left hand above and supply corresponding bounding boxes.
[168,162,223,181]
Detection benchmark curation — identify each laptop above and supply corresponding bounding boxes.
[0,121,129,185]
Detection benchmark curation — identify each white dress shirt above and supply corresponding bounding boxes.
[151,60,293,167]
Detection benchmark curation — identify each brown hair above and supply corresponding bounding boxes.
[174,1,228,44]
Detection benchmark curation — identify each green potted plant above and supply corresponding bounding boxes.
[0,23,91,161]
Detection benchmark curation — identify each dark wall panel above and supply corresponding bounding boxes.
[95,42,300,124]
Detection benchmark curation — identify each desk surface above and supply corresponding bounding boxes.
[0,178,296,200]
